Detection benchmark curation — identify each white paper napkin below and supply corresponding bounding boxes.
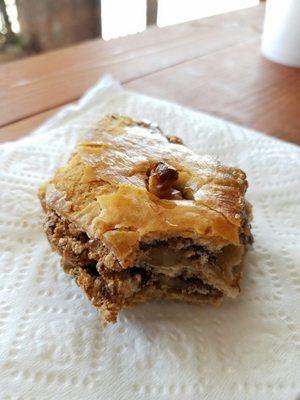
[0,76,299,400]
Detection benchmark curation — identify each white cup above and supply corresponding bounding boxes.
[261,0,300,67]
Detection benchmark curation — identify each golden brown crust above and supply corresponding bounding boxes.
[39,115,252,324]
[40,114,250,268]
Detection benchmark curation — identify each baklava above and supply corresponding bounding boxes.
[39,115,253,324]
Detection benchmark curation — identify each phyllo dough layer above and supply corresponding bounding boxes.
[39,115,253,324]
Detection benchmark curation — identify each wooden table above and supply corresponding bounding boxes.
[1,4,300,145]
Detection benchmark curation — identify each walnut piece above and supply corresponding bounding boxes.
[167,135,183,144]
[148,162,180,199]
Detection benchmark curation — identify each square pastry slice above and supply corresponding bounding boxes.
[39,115,253,324]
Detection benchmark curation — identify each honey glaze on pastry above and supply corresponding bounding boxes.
[39,115,253,324]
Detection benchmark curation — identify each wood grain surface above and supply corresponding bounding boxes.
[0,4,299,145]
[127,40,300,144]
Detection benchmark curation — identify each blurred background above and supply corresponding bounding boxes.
[0,0,260,63]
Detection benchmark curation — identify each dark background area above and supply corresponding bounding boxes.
[0,0,159,62]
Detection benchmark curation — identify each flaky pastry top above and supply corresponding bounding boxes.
[39,115,249,267]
